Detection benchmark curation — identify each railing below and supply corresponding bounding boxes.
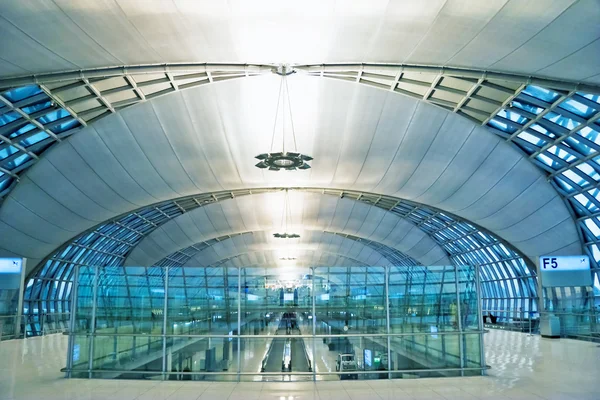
[0,313,71,340]
[482,309,539,334]
[540,310,600,341]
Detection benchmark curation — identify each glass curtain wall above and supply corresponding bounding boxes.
[66,265,485,381]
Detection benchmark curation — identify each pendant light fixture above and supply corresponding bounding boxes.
[255,65,313,171]
[273,189,300,239]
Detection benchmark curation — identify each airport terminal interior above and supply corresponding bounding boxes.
[0,1,600,399]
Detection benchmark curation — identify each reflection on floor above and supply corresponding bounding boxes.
[0,330,599,399]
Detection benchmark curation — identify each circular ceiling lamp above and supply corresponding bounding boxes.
[255,65,312,171]
[273,189,300,239]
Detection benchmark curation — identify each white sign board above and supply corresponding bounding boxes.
[0,258,22,289]
[539,255,592,287]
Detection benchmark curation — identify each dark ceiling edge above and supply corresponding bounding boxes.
[25,186,537,281]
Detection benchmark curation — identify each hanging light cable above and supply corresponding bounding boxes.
[255,65,313,171]
[273,189,300,239]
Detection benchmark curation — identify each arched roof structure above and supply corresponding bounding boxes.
[0,1,599,326]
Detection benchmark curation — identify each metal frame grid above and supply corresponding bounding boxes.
[4,62,598,330]
[484,86,600,306]
[65,264,486,380]
[23,186,537,334]
[0,84,82,197]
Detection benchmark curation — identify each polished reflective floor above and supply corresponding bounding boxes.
[1,330,599,399]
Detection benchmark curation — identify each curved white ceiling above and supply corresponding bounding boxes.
[150,230,408,269]
[125,192,448,267]
[0,1,598,83]
[0,74,581,269]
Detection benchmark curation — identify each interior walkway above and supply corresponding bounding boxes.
[0,330,598,400]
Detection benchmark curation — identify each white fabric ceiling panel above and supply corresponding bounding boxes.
[91,114,181,200]
[67,127,157,208]
[537,39,600,82]
[327,89,389,186]
[351,95,419,190]
[0,76,580,268]
[458,159,540,221]
[123,104,201,198]
[181,87,245,190]
[150,94,225,191]
[44,142,135,213]
[373,103,449,195]
[0,13,77,74]
[475,177,557,230]
[24,160,113,224]
[496,197,574,243]
[0,1,119,68]
[126,192,449,267]
[402,0,508,66]
[0,1,598,82]
[490,0,600,80]
[0,220,51,261]
[513,219,581,256]
[5,176,91,234]
[437,142,524,212]
[397,116,476,198]
[51,0,165,65]
[357,206,388,238]
[446,0,576,68]
[412,128,499,205]
[0,197,72,244]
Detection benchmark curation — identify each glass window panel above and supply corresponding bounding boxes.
[0,145,19,161]
[4,154,31,171]
[576,163,600,181]
[560,98,597,118]
[579,92,600,105]
[584,219,600,238]
[512,99,544,115]
[2,85,43,102]
[578,126,600,146]
[543,111,580,130]
[522,85,560,103]
[488,118,517,133]
[0,110,21,127]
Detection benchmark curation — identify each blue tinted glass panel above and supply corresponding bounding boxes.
[0,110,21,127]
[4,154,30,170]
[517,131,545,146]
[37,109,70,125]
[0,145,19,160]
[511,99,544,115]
[21,100,53,115]
[522,85,560,103]
[559,98,597,118]
[579,92,600,105]
[0,177,12,192]
[3,85,43,102]
[543,112,580,130]
[8,123,36,139]
[578,127,600,145]
[488,118,517,133]
[51,119,80,134]
[20,131,49,147]
[498,109,528,125]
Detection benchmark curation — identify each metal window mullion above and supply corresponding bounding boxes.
[162,266,169,380]
[66,264,80,378]
[312,266,316,382]
[385,266,392,379]
[475,265,486,374]
[454,264,464,375]
[237,267,241,382]
[88,266,99,378]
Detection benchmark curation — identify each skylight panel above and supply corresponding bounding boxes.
[522,85,561,103]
